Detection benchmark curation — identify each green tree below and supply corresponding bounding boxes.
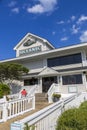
[0,63,29,83]
[0,62,29,95]
[0,84,10,98]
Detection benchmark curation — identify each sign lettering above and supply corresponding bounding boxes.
[19,45,41,56]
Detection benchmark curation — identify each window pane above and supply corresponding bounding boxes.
[62,74,82,85]
[47,53,82,67]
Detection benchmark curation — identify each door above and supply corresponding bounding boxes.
[42,76,57,92]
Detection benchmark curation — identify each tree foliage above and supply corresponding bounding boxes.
[0,84,10,98]
[0,63,29,83]
[56,101,87,130]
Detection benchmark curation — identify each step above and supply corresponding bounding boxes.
[0,93,51,130]
[35,98,47,102]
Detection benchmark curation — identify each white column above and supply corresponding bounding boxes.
[38,77,42,93]
[81,51,87,66]
[83,73,87,90]
[57,76,59,84]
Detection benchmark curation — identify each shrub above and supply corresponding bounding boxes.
[24,123,35,130]
[56,101,87,130]
[0,84,10,98]
[79,101,87,110]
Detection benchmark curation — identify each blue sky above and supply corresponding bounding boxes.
[0,0,87,60]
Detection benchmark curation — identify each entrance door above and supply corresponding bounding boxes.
[42,76,57,93]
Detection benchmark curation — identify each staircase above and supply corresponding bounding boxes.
[35,93,50,109]
[0,93,51,130]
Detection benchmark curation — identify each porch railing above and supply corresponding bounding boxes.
[0,95,35,122]
[27,84,39,96]
[48,83,59,103]
[11,92,87,130]
[7,84,39,100]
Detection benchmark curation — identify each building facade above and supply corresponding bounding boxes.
[1,33,87,94]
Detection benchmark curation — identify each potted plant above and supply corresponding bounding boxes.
[52,93,61,102]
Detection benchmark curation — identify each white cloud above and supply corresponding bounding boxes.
[67,16,76,23]
[80,31,87,42]
[11,8,19,13]
[72,25,80,34]
[27,0,58,14]
[8,1,17,7]
[71,16,76,21]
[77,15,87,24]
[60,37,68,41]
[27,4,44,13]
[57,20,64,24]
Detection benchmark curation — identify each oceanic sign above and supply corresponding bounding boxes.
[10,123,21,130]
[23,39,36,46]
[19,45,41,56]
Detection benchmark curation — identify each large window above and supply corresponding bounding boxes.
[24,78,38,86]
[47,53,82,67]
[62,74,82,85]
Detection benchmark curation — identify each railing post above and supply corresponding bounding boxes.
[61,99,65,113]
[33,96,35,109]
[3,96,8,122]
[48,95,53,103]
[19,93,21,99]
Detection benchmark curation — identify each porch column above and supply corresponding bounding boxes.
[83,73,87,90]
[82,51,87,66]
[57,76,59,84]
[38,77,42,93]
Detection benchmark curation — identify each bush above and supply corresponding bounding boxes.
[56,101,87,130]
[0,84,10,98]
[79,101,87,110]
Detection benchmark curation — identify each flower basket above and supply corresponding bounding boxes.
[52,93,61,102]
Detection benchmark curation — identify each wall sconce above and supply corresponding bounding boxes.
[83,71,86,74]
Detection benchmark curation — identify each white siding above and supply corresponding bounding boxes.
[22,60,44,70]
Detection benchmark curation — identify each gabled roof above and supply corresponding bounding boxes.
[38,67,59,76]
[14,33,55,50]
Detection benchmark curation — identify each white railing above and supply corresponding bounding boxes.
[11,92,87,130]
[27,84,38,96]
[48,83,59,103]
[20,84,39,97]
[7,93,21,100]
[0,95,35,122]
[7,85,39,100]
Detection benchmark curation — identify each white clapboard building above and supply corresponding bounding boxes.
[1,33,87,94]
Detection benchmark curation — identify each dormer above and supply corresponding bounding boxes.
[14,33,55,57]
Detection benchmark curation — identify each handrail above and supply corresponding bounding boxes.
[48,83,59,103]
[12,92,87,130]
[3,85,38,101]
[0,95,35,122]
[27,84,38,96]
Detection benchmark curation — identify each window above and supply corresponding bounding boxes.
[62,74,82,85]
[24,78,38,86]
[47,53,82,67]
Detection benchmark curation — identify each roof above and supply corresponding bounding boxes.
[38,67,59,76]
[1,41,87,63]
[14,33,55,50]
